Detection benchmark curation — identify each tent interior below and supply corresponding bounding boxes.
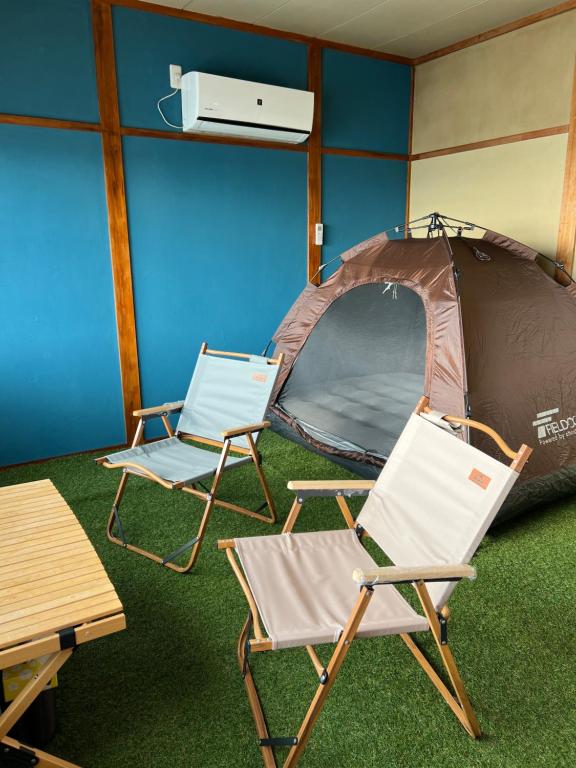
[278,283,427,459]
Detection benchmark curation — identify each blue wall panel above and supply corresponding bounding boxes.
[322,154,407,276]
[0,0,99,122]
[322,49,411,154]
[113,7,308,131]
[0,125,124,465]
[122,136,307,430]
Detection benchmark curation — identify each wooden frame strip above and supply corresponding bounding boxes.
[107,0,576,70]
[0,114,101,132]
[105,0,411,65]
[405,65,415,230]
[322,146,408,161]
[0,615,126,669]
[92,0,142,443]
[411,124,569,161]
[557,56,576,277]
[307,44,322,284]
[414,0,576,65]
[120,125,307,152]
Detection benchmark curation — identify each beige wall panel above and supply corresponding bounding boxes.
[412,12,576,154]
[409,134,568,257]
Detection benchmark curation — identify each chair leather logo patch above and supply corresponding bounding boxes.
[252,373,268,383]
[469,468,491,489]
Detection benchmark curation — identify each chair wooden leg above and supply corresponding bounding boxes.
[247,433,276,524]
[175,440,232,572]
[106,471,130,545]
[433,637,481,737]
[412,582,481,738]
[282,499,302,533]
[237,617,277,768]
[283,587,374,768]
[400,634,478,737]
[335,496,356,529]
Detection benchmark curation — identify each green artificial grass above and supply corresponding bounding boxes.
[1,431,575,767]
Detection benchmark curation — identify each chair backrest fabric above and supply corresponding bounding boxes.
[176,353,280,449]
[357,413,519,609]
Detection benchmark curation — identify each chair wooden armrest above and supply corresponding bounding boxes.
[352,563,476,586]
[287,479,376,497]
[133,401,185,417]
[282,480,375,533]
[221,421,270,439]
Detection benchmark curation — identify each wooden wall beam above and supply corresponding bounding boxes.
[105,0,411,65]
[92,0,141,442]
[307,44,322,285]
[411,125,570,161]
[0,114,101,132]
[121,125,307,152]
[405,65,415,230]
[414,0,576,65]
[557,57,576,277]
[322,146,408,161]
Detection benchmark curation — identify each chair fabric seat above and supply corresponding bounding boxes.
[234,529,429,650]
[105,437,250,484]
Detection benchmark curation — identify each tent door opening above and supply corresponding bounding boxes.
[277,282,427,460]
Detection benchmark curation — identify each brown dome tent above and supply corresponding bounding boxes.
[270,214,576,522]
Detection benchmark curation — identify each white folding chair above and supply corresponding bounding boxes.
[219,396,531,767]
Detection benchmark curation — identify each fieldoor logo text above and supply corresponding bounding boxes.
[532,407,576,445]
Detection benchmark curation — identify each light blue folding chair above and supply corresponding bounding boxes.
[96,344,283,572]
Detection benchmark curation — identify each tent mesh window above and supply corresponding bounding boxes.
[278,282,427,459]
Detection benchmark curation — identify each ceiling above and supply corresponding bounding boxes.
[139,0,564,58]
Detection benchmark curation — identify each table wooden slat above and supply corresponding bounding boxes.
[0,480,124,656]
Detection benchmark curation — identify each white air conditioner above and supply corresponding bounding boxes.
[181,72,314,144]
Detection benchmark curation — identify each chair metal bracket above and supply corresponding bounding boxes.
[0,743,39,767]
[437,612,448,645]
[259,737,298,748]
[319,669,329,685]
[295,488,370,499]
[355,523,365,539]
[141,411,171,422]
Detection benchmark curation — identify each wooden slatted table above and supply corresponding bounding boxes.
[0,479,126,767]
